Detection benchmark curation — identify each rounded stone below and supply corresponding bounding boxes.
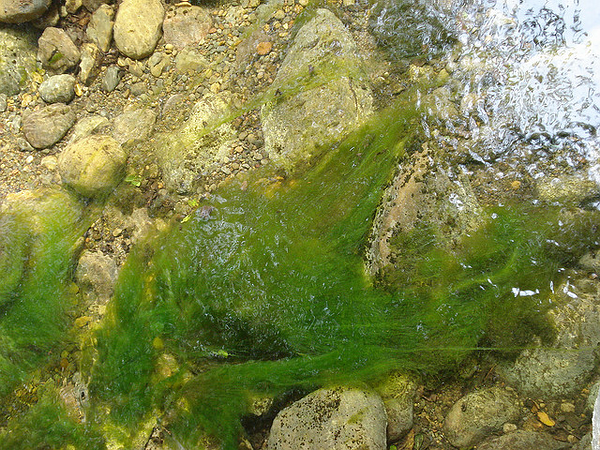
[39,74,76,103]
[58,135,127,197]
[162,5,212,50]
[444,386,522,448]
[22,103,76,149]
[113,0,164,59]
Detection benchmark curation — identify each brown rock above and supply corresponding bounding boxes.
[162,5,212,50]
[256,41,272,55]
[37,27,81,73]
[22,103,76,149]
[0,0,51,23]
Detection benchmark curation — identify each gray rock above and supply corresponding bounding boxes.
[261,8,373,172]
[102,65,121,92]
[82,0,108,13]
[22,103,76,149]
[0,93,7,112]
[443,386,522,448]
[174,48,209,73]
[374,371,416,442]
[267,387,387,450]
[86,4,114,52]
[58,135,127,197]
[113,0,164,59]
[477,430,570,450]
[112,107,156,144]
[501,277,600,398]
[75,250,118,300]
[0,0,50,23]
[37,27,80,74]
[0,27,39,96]
[79,43,102,85]
[162,5,212,50]
[39,74,76,103]
[153,93,237,193]
[68,115,111,144]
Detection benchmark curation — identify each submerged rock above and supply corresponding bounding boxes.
[267,387,387,450]
[162,4,212,50]
[39,74,76,104]
[0,27,39,96]
[112,107,156,144]
[477,430,570,450]
[58,134,127,197]
[374,371,416,442]
[501,275,600,399]
[0,0,50,23]
[75,250,118,301]
[113,0,164,59]
[443,386,521,448]
[154,92,237,193]
[37,27,81,74]
[22,103,76,149]
[86,4,114,52]
[261,8,373,172]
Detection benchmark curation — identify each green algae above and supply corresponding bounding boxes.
[87,89,600,448]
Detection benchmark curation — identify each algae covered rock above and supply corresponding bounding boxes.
[374,371,417,442]
[0,214,30,301]
[261,8,373,172]
[113,0,164,59]
[154,92,237,193]
[58,134,127,197]
[443,386,521,448]
[267,387,387,450]
[0,27,39,96]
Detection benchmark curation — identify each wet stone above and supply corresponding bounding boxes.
[0,94,7,112]
[22,103,76,149]
[39,74,76,104]
[37,27,81,73]
[102,65,121,92]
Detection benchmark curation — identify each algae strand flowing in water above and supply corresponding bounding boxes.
[89,92,600,448]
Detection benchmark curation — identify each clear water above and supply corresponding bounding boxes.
[2,1,600,449]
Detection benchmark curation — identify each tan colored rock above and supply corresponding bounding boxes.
[58,135,127,197]
[37,27,80,73]
[162,5,211,50]
[86,4,114,52]
[113,0,164,59]
[22,103,76,149]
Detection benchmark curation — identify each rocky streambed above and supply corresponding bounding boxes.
[1,0,600,448]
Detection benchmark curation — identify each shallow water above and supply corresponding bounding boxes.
[2,0,600,448]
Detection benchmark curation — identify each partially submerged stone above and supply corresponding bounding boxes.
[267,387,387,450]
[58,134,127,197]
[261,8,373,172]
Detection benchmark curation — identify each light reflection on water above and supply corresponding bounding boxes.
[452,0,600,182]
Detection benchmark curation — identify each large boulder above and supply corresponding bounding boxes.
[267,387,387,450]
[443,386,522,448]
[58,135,127,197]
[0,27,39,96]
[113,0,164,59]
[22,103,76,149]
[0,0,50,23]
[261,8,373,172]
[37,27,81,74]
